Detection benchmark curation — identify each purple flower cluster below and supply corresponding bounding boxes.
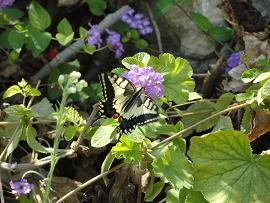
[10,179,34,196]
[0,0,15,8]
[121,7,153,36]
[122,65,164,100]
[106,29,124,58]
[87,24,102,48]
[226,51,244,72]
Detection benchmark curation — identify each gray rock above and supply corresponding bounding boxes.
[252,0,270,21]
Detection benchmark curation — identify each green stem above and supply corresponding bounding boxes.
[42,93,68,202]
[150,103,248,150]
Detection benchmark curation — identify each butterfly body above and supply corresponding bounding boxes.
[99,72,159,134]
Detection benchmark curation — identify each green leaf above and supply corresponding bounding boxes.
[8,29,26,49]
[190,12,213,32]
[256,59,270,67]
[253,72,270,83]
[188,130,270,203]
[122,52,150,68]
[31,98,55,118]
[208,26,233,42]
[241,107,252,133]
[65,106,84,125]
[101,152,115,185]
[144,181,165,202]
[182,101,217,132]
[91,118,118,147]
[166,189,180,203]
[28,1,51,30]
[17,196,33,203]
[26,25,51,57]
[152,145,193,190]
[3,85,22,98]
[4,105,31,118]
[82,44,96,55]
[149,53,195,104]
[262,78,270,96]
[79,27,88,40]
[241,68,262,83]
[86,0,106,16]
[215,92,234,111]
[1,8,24,21]
[186,190,208,203]
[211,115,233,132]
[129,29,140,40]
[235,92,254,102]
[8,49,20,64]
[56,32,74,46]
[153,0,174,19]
[28,88,41,97]
[57,18,73,35]
[111,67,127,75]
[188,92,202,100]
[111,135,144,163]
[135,39,149,49]
[5,124,23,160]
[26,125,51,153]
[64,125,78,141]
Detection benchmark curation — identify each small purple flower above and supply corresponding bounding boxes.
[121,7,153,36]
[122,65,164,100]
[87,24,102,48]
[106,29,124,58]
[0,0,15,8]
[10,179,34,196]
[226,51,244,72]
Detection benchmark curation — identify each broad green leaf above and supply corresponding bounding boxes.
[57,18,73,35]
[8,29,26,49]
[79,27,88,40]
[128,29,140,40]
[5,124,23,160]
[126,126,146,143]
[149,53,195,104]
[235,92,254,102]
[182,101,218,132]
[82,44,96,55]
[4,105,31,118]
[91,118,118,147]
[188,92,202,100]
[186,190,208,203]
[215,92,234,111]
[190,12,213,32]
[152,145,193,190]
[31,98,55,118]
[0,30,12,49]
[135,39,149,49]
[208,26,233,42]
[64,125,78,141]
[101,152,115,185]
[28,88,41,97]
[261,78,270,96]
[166,189,180,203]
[56,32,74,46]
[144,181,165,202]
[241,68,262,83]
[26,125,51,153]
[17,196,33,203]
[256,59,270,67]
[253,72,270,83]
[241,107,252,133]
[188,130,270,203]
[28,1,51,30]
[122,52,150,68]
[8,49,20,64]
[111,67,127,75]
[26,25,51,57]
[1,8,24,21]
[111,135,144,163]
[153,0,174,19]
[86,0,106,16]
[211,115,233,132]
[3,85,22,98]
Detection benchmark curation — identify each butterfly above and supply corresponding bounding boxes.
[99,72,159,134]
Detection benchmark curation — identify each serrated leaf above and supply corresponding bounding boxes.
[253,72,270,83]
[26,125,51,153]
[86,0,106,16]
[28,1,51,30]
[8,29,26,49]
[28,88,41,97]
[3,85,22,98]
[111,135,143,163]
[64,106,84,125]
[152,145,193,190]
[262,78,270,96]
[208,26,233,42]
[235,92,254,102]
[111,67,127,75]
[149,53,195,104]
[144,181,165,202]
[153,0,174,19]
[5,124,23,160]
[241,68,262,83]
[4,105,31,118]
[91,118,118,147]
[64,125,78,141]
[190,12,213,32]
[182,101,218,132]
[188,130,270,203]
[31,98,55,118]
[211,115,233,132]
[122,52,150,68]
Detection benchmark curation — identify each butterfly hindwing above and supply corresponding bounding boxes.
[99,72,159,133]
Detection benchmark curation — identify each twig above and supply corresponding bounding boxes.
[71,103,99,152]
[145,2,163,53]
[56,162,125,203]
[30,5,129,84]
[150,103,248,150]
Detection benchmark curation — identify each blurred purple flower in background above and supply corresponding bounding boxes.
[106,29,124,58]
[122,65,164,100]
[87,24,102,48]
[10,179,34,196]
[0,0,15,8]
[121,7,153,36]
[226,51,244,72]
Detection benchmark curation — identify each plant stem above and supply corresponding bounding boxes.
[42,93,68,202]
[150,103,248,150]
